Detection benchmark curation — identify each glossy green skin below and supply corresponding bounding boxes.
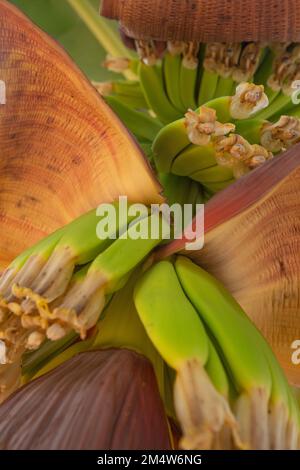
[172,145,217,176]
[138,62,182,125]
[55,202,139,265]
[198,70,219,105]
[179,63,198,111]
[205,338,229,397]
[90,213,169,292]
[164,53,185,113]
[134,260,209,371]
[190,164,233,184]
[10,225,67,270]
[214,77,234,100]
[175,256,272,394]
[152,95,232,173]
[153,119,190,172]
[106,95,162,141]
[235,119,266,144]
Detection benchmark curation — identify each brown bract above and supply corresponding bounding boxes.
[101,0,300,43]
[157,144,300,386]
[0,0,163,269]
[0,348,171,449]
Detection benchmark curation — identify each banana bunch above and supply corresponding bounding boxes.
[0,204,168,370]
[97,43,300,199]
[134,256,300,450]
[152,83,272,194]
[101,42,300,123]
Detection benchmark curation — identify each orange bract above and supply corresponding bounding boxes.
[0,0,163,269]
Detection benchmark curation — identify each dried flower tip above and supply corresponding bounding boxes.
[167,41,185,56]
[215,134,253,165]
[269,43,292,55]
[232,43,262,83]
[230,83,269,120]
[245,145,273,170]
[185,107,235,146]
[174,359,243,450]
[203,43,222,73]
[261,116,300,152]
[217,43,242,78]
[26,331,46,351]
[267,45,300,92]
[182,42,200,70]
[102,56,131,73]
[21,313,48,331]
[282,68,300,96]
[234,388,270,449]
[46,323,68,341]
[135,39,157,66]
[92,81,113,97]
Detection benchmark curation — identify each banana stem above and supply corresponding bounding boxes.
[66,0,135,79]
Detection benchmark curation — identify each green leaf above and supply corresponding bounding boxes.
[9,0,126,81]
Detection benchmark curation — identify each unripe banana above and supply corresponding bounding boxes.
[153,83,269,173]
[94,79,148,109]
[106,95,162,141]
[138,62,182,124]
[179,42,200,111]
[171,145,217,177]
[214,77,234,99]
[175,256,300,449]
[163,47,185,112]
[198,70,219,105]
[134,260,241,450]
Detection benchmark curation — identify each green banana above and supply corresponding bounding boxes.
[105,95,162,141]
[138,61,182,124]
[190,164,234,185]
[158,173,203,208]
[96,79,148,109]
[214,77,234,99]
[171,145,217,177]
[179,42,200,111]
[254,48,279,104]
[163,48,185,112]
[153,82,269,173]
[198,69,219,105]
[134,259,240,450]
[13,212,169,342]
[175,256,300,449]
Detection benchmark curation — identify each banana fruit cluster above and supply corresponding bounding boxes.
[0,205,168,365]
[96,41,300,202]
[134,256,300,450]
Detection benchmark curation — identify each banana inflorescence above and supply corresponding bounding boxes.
[134,256,300,450]
[96,41,300,203]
